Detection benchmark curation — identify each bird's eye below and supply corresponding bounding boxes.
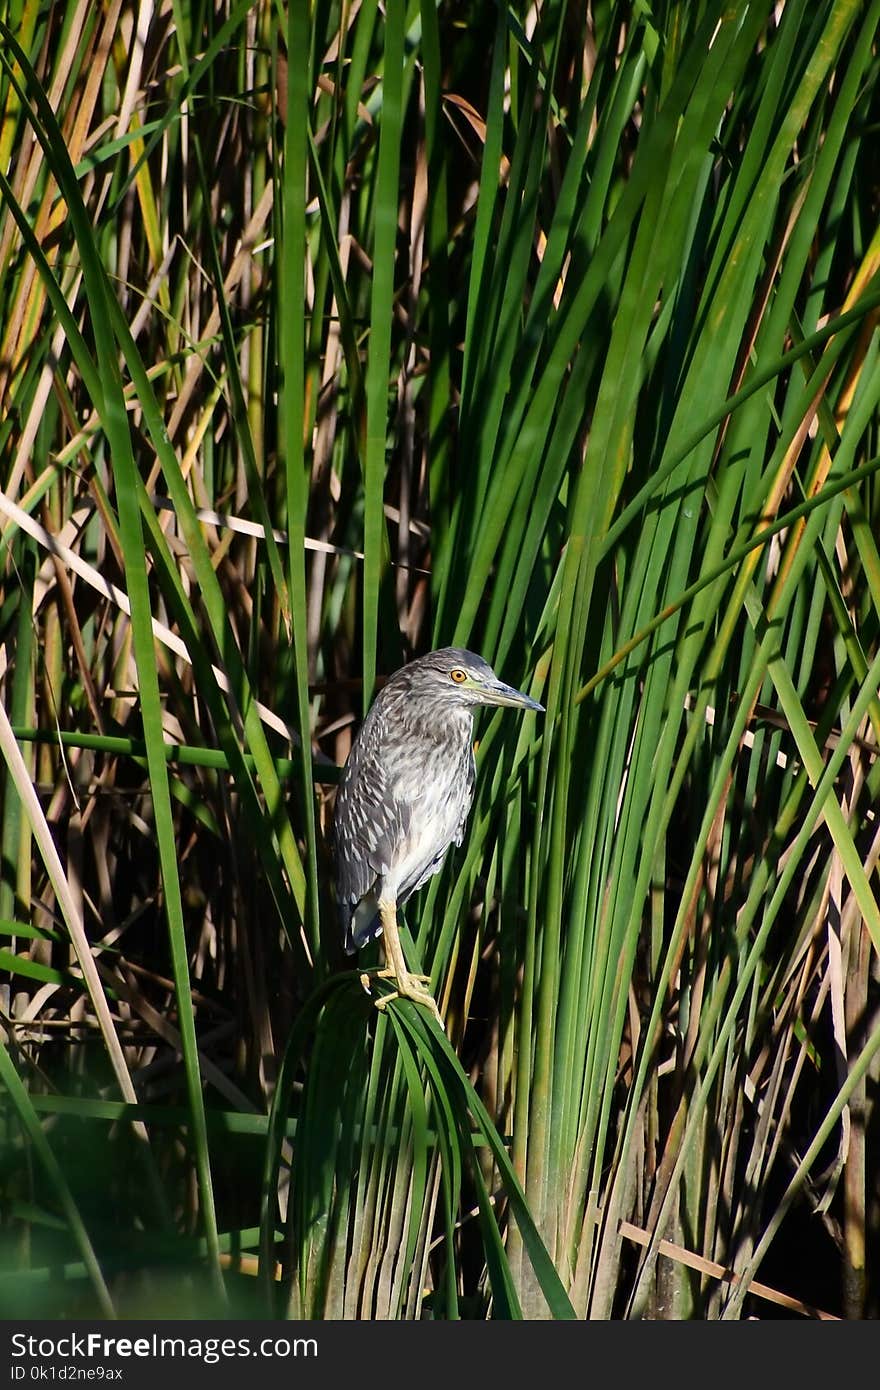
[450,668,467,684]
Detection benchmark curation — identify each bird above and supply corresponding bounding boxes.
[333,647,544,1016]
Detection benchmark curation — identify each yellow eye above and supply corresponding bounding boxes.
[450,668,467,684]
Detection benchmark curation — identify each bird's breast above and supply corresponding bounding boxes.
[380,714,476,900]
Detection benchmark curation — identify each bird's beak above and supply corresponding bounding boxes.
[480,678,544,713]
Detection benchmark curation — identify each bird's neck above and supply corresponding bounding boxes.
[404,700,473,749]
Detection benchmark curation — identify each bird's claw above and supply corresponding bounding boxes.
[360,970,443,1027]
[376,968,431,985]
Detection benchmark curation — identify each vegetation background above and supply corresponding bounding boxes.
[0,0,878,1320]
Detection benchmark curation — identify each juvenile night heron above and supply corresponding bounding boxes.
[333,647,544,1015]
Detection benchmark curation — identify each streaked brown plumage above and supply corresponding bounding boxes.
[333,647,543,1014]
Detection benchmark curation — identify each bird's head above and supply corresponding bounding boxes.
[396,647,544,713]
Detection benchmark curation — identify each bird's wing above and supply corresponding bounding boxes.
[333,735,412,911]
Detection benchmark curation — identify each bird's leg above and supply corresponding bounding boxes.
[373,898,441,1022]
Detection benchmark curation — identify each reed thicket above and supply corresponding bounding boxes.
[1,0,878,1319]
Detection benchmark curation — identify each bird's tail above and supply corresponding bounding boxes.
[343,894,383,953]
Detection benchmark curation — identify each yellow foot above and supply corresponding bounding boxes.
[359,968,430,994]
[371,970,443,1025]
[377,968,431,985]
